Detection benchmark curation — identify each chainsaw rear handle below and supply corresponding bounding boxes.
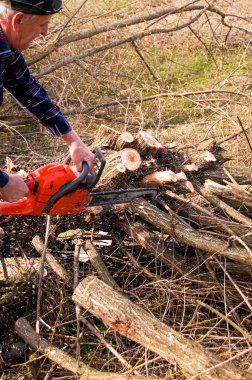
[42,147,106,214]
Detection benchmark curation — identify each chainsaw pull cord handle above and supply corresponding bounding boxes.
[42,147,106,214]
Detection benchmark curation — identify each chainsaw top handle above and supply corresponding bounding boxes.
[42,147,106,214]
[87,147,106,190]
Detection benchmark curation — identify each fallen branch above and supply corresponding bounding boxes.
[127,198,252,266]
[32,235,70,282]
[0,257,41,282]
[73,276,250,380]
[84,240,121,291]
[15,318,158,380]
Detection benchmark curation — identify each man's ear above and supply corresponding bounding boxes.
[11,12,25,32]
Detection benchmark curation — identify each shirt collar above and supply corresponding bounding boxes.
[0,26,13,61]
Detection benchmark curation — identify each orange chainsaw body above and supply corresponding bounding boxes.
[0,163,91,216]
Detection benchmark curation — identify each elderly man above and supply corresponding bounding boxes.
[0,0,94,202]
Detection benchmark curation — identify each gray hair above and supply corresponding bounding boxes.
[0,2,15,20]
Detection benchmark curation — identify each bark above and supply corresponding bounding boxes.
[91,125,134,151]
[73,276,251,380]
[118,221,186,276]
[204,166,252,185]
[0,257,41,282]
[84,240,121,292]
[91,124,120,149]
[204,179,252,209]
[195,182,252,227]
[165,190,252,246]
[127,198,252,266]
[15,318,155,380]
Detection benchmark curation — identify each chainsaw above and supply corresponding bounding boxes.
[0,147,157,216]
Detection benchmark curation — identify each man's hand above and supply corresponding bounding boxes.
[0,174,29,202]
[62,130,95,172]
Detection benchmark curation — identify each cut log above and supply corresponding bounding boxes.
[136,131,164,154]
[165,190,252,247]
[127,198,252,266]
[173,180,195,193]
[175,171,187,181]
[195,181,252,227]
[15,318,155,380]
[184,180,194,192]
[184,150,219,171]
[98,149,141,188]
[73,276,251,380]
[121,148,142,172]
[91,124,120,149]
[202,150,216,162]
[180,163,198,172]
[141,170,177,185]
[115,131,134,150]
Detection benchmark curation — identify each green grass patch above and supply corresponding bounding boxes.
[144,46,252,90]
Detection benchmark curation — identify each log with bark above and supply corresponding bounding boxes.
[0,257,41,282]
[73,276,251,380]
[126,198,252,266]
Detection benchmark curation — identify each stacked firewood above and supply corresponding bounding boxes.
[2,127,252,379]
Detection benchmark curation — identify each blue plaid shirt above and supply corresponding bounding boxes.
[0,27,72,187]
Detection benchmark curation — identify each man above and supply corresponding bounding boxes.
[0,0,95,202]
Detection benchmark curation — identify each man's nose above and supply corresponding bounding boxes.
[41,25,48,36]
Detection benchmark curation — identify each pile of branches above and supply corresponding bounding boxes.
[1,127,252,379]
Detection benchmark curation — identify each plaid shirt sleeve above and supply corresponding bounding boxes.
[3,50,72,136]
[0,170,9,187]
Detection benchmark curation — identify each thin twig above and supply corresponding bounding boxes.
[215,257,252,313]
[131,41,158,81]
[197,300,252,343]
[36,214,51,334]
[237,116,252,155]
[74,241,82,363]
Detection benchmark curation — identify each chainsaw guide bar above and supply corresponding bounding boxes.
[86,188,158,207]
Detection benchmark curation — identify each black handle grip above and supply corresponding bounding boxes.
[87,147,106,190]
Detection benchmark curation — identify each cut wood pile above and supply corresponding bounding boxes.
[1,126,252,379]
